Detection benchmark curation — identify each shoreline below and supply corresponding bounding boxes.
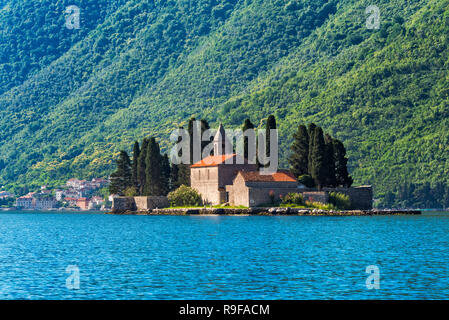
[108,207,423,216]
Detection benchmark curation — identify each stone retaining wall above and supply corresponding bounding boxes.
[112,196,169,213]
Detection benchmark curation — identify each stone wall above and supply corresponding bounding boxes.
[112,196,169,213]
[323,186,373,210]
[112,197,136,213]
[333,186,373,210]
[134,196,169,211]
[302,191,329,204]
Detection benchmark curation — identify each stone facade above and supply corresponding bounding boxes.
[112,197,136,213]
[324,186,373,210]
[134,196,169,211]
[227,171,300,207]
[112,196,169,213]
[190,154,257,205]
[302,191,329,204]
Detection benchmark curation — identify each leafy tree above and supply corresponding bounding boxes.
[109,151,132,195]
[167,185,203,207]
[289,124,309,177]
[298,174,315,188]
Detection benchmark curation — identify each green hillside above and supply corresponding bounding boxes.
[0,0,448,206]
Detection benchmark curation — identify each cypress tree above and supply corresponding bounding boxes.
[170,162,180,191]
[265,115,277,168]
[145,138,162,196]
[176,125,190,186]
[187,117,197,165]
[137,138,149,195]
[131,141,140,190]
[109,151,132,196]
[289,124,309,178]
[310,127,327,189]
[307,123,317,174]
[242,118,255,161]
[177,164,191,187]
[333,138,353,187]
[200,119,212,157]
[324,134,336,187]
[161,154,171,196]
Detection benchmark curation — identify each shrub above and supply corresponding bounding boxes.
[167,185,203,207]
[281,193,304,206]
[329,192,351,210]
[124,186,138,197]
[298,174,315,188]
[269,190,276,204]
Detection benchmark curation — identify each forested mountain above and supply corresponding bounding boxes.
[0,0,448,206]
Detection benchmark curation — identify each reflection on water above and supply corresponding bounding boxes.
[0,211,448,299]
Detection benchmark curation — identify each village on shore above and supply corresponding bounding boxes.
[0,178,110,211]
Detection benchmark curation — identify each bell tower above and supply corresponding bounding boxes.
[214,124,231,155]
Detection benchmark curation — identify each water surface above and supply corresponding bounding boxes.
[0,211,448,299]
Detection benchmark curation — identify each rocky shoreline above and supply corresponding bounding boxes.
[108,207,422,216]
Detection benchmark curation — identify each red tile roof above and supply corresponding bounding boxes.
[191,154,237,167]
[238,170,297,183]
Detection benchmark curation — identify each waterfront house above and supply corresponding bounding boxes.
[76,198,90,210]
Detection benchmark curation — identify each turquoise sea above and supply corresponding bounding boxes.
[0,210,448,300]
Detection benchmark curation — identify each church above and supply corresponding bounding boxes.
[190,124,302,207]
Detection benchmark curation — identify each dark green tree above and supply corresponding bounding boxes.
[324,134,337,187]
[333,138,353,187]
[307,123,317,172]
[310,127,327,189]
[200,119,212,157]
[131,141,140,190]
[161,153,171,196]
[109,151,132,196]
[188,117,196,165]
[137,138,149,195]
[264,115,277,168]
[289,124,309,177]
[170,162,180,191]
[144,138,162,196]
[242,118,255,161]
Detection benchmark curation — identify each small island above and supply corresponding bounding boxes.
[108,117,420,216]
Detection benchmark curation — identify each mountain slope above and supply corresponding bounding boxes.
[0,0,448,205]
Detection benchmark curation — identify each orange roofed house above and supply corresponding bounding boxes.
[190,124,301,206]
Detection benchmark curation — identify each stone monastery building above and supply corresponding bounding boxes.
[190,124,303,207]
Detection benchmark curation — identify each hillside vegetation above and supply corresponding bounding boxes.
[0,0,448,207]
